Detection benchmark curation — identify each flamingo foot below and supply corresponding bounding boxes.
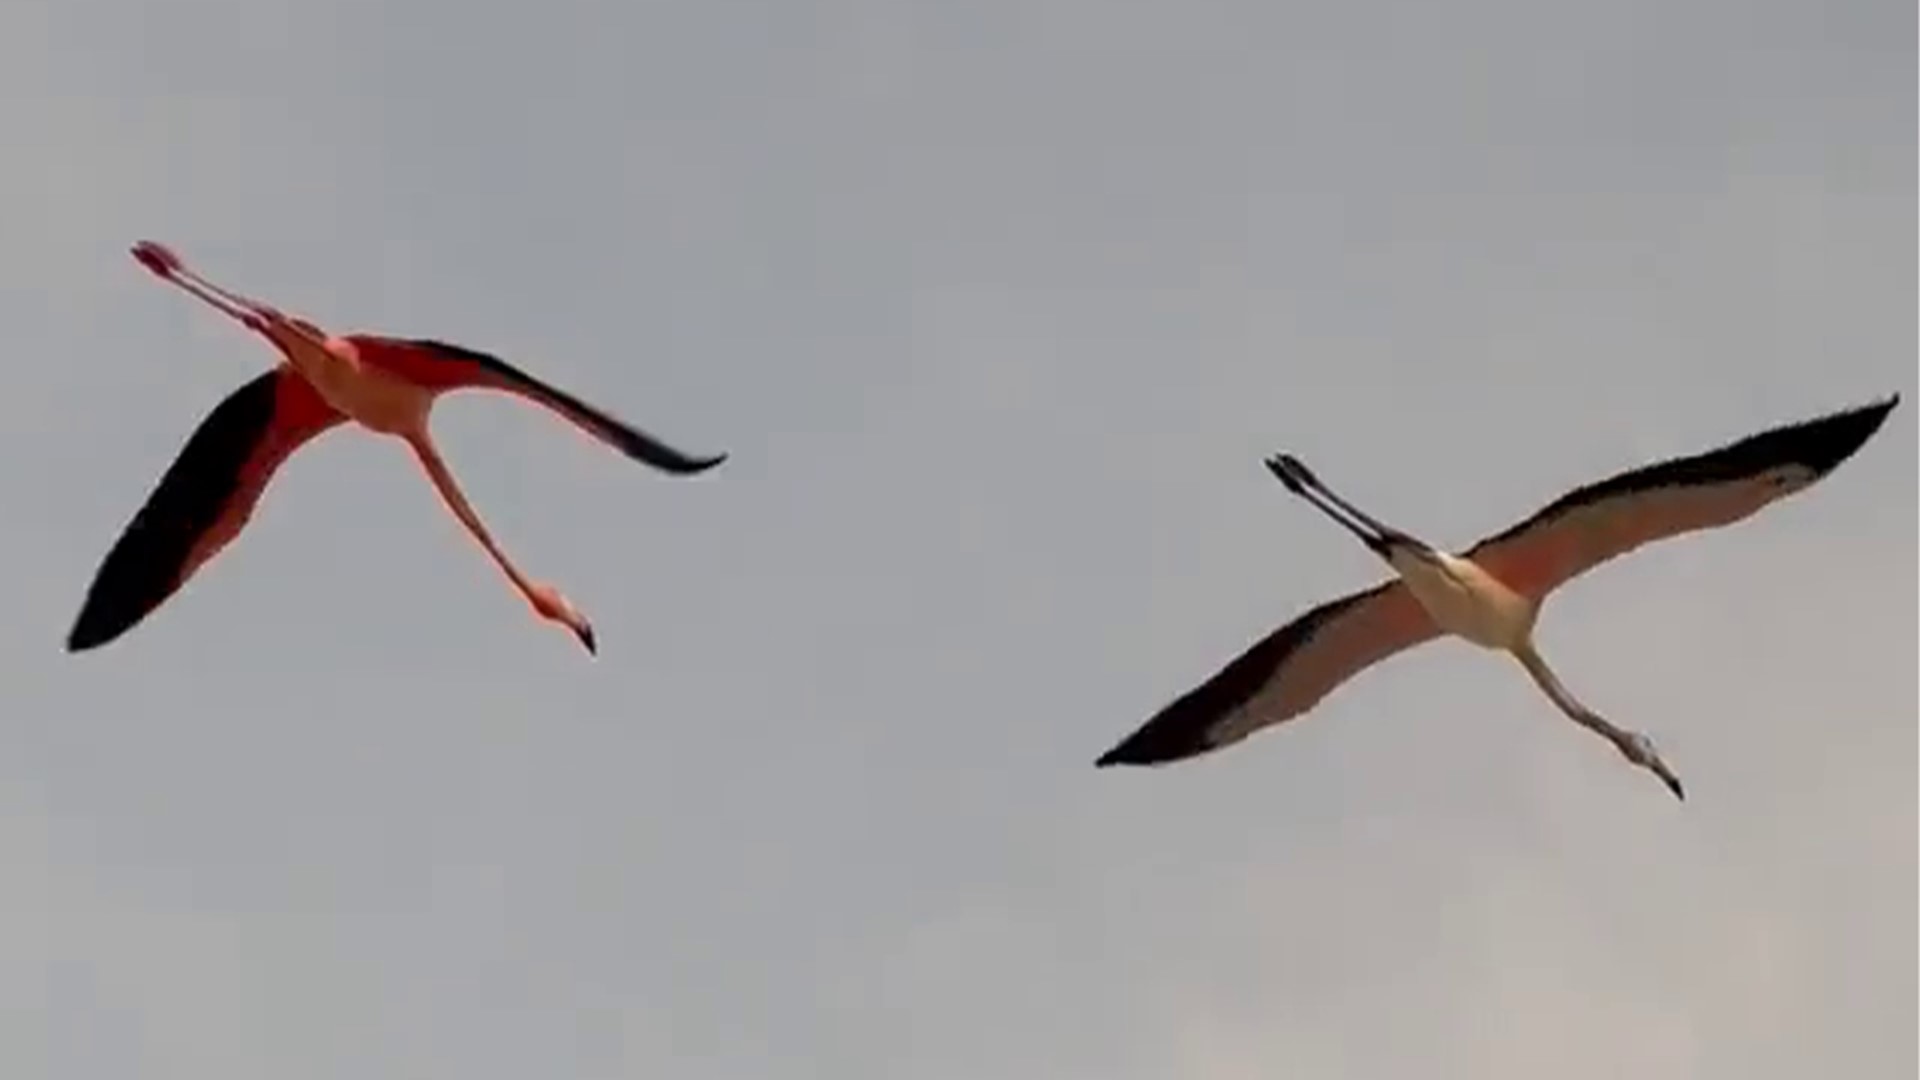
[131,240,183,278]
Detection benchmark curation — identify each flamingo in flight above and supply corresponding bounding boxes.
[1096,395,1900,800]
[67,241,726,656]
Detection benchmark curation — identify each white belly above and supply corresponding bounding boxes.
[283,338,430,435]
[1389,548,1536,650]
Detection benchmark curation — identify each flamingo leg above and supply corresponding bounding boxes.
[149,263,264,328]
[1270,455,1412,539]
[403,430,596,653]
[133,242,334,352]
[1264,456,1395,553]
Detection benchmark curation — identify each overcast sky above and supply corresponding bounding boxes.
[2,0,1913,1077]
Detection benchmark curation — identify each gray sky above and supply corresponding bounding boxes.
[2,0,1912,1076]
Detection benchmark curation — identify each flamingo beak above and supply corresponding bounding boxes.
[1654,764,1685,802]
[574,621,597,656]
[1639,753,1685,801]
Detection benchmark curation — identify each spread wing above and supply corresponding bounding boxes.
[357,335,727,475]
[1468,395,1899,600]
[67,368,344,651]
[1097,581,1440,767]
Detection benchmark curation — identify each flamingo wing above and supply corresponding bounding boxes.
[1097,580,1440,767]
[67,369,345,651]
[357,336,727,475]
[1467,395,1899,602]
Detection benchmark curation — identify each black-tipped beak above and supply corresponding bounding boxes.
[1647,762,1685,802]
[575,622,597,656]
[1660,771,1685,802]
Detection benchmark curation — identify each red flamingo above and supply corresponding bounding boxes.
[69,241,726,656]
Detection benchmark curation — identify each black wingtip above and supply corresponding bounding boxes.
[632,444,728,476]
[1791,393,1901,476]
[65,599,126,654]
[674,450,728,476]
[1094,720,1214,769]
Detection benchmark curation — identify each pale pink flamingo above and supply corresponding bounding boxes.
[1097,396,1900,800]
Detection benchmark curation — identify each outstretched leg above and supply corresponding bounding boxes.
[1264,453,1423,558]
[1514,642,1684,800]
[1270,454,1423,539]
[404,431,597,655]
[131,241,335,352]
